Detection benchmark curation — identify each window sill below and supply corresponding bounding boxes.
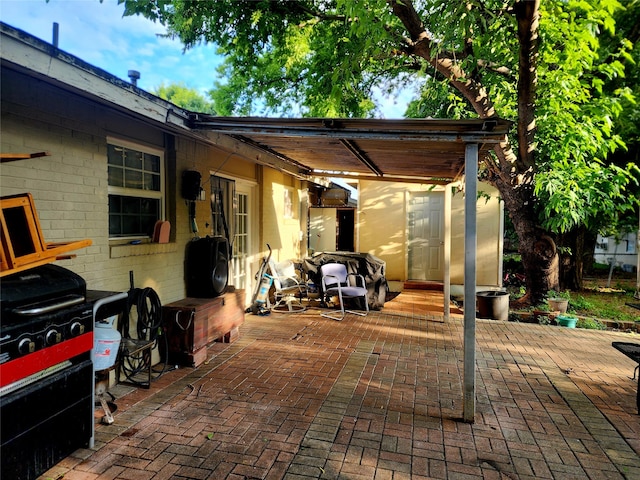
[110,242,178,259]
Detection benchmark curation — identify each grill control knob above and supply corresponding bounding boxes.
[45,329,62,346]
[18,338,35,355]
[70,321,85,336]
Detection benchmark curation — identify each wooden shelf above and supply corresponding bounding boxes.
[1,152,51,162]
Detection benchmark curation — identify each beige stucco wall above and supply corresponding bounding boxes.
[358,180,503,286]
[451,187,503,286]
[260,168,308,264]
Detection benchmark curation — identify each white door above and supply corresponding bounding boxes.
[231,191,250,290]
[408,192,444,281]
[309,208,337,253]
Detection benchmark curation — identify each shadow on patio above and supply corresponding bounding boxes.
[43,289,640,480]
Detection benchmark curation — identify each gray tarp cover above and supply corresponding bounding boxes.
[302,252,388,309]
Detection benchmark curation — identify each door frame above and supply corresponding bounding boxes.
[209,171,257,303]
[406,190,445,281]
[309,207,356,253]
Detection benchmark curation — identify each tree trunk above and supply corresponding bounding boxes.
[499,182,558,305]
[558,226,597,290]
[393,0,557,305]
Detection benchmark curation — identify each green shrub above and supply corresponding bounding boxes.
[537,315,552,325]
[533,302,550,312]
[576,317,606,330]
[548,289,571,300]
[570,295,594,311]
[508,312,521,322]
[589,262,611,274]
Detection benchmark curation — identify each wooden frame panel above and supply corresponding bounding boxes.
[0,193,91,276]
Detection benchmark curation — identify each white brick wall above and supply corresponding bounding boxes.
[2,72,309,310]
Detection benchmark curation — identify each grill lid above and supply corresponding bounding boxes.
[0,264,86,315]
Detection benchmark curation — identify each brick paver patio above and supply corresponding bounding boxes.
[41,291,640,479]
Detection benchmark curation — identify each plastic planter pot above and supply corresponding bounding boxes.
[556,314,577,328]
[476,291,509,321]
[548,298,568,313]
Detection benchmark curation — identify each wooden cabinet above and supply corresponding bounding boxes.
[162,289,245,367]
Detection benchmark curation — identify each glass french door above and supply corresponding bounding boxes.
[232,192,249,290]
[210,174,253,291]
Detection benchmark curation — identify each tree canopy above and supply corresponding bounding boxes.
[121,0,640,302]
[154,82,217,114]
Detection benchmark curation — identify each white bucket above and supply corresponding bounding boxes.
[94,315,121,371]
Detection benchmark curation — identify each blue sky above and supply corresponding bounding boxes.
[1,0,223,95]
[1,0,410,117]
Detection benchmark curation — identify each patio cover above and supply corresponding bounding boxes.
[190,115,511,185]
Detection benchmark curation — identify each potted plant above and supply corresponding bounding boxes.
[547,290,570,313]
[532,302,550,321]
[556,314,578,328]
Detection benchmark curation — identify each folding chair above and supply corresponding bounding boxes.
[320,263,369,321]
[268,259,307,313]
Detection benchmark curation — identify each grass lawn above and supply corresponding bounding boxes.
[507,268,639,327]
[576,274,639,323]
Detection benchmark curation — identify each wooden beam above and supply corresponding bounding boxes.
[339,139,383,177]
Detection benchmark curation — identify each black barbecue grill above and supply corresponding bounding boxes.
[0,264,94,480]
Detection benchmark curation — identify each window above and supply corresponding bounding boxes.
[108,140,164,238]
[210,176,236,239]
[626,237,635,253]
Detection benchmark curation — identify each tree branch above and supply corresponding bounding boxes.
[291,2,347,22]
[514,0,540,171]
[389,0,496,118]
[389,0,528,190]
[476,59,513,79]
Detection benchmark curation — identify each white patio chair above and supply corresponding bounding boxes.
[268,259,307,313]
[320,263,369,321]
